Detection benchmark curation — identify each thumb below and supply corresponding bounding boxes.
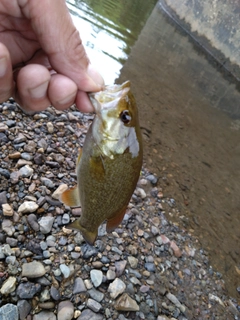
[19,0,104,92]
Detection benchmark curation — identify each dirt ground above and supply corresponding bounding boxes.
[117,5,240,299]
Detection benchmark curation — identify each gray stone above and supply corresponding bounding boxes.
[57,301,74,320]
[2,219,15,236]
[17,282,41,299]
[27,214,40,231]
[19,165,34,177]
[88,288,104,302]
[0,304,19,320]
[33,311,56,320]
[90,269,103,287]
[22,261,46,278]
[73,277,87,294]
[17,300,31,320]
[39,216,55,234]
[77,309,103,320]
[87,298,102,312]
[41,177,55,189]
[0,191,7,205]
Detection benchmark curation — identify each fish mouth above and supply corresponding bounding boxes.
[89,81,131,114]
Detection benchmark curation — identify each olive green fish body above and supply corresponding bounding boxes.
[61,81,143,245]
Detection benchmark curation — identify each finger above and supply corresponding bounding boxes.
[15,64,51,113]
[0,43,14,103]
[75,91,94,113]
[48,74,77,110]
[19,0,104,92]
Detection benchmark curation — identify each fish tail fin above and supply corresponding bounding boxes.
[67,219,98,245]
[106,205,127,232]
[60,185,81,207]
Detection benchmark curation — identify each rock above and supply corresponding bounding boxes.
[108,278,126,299]
[128,256,138,268]
[19,165,34,177]
[57,301,74,320]
[39,216,55,234]
[115,260,127,277]
[27,214,40,231]
[73,277,87,294]
[17,282,41,299]
[166,292,186,313]
[0,191,7,205]
[41,177,55,189]
[52,184,68,200]
[14,133,26,144]
[77,309,103,320]
[22,261,46,278]
[87,298,102,312]
[170,241,182,258]
[106,269,116,280]
[0,304,19,320]
[10,171,20,184]
[60,264,70,278]
[18,201,39,214]
[17,300,31,320]
[33,311,56,320]
[88,288,104,302]
[2,203,14,216]
[50,285,61,301]
[0,276,17,295]
[90,269,103,287]
[47,122,54,133]
[82,244,98,259]
[115,293,139,311]
[2,219,15,236]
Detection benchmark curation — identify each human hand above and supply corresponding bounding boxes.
[0,0,104,114]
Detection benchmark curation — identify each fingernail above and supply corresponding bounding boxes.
[29,81,48,99]
[0,57,8,77]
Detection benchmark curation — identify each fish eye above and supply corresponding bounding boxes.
[120,110,131,124]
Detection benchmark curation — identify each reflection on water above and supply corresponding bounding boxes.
[66,0,157,84]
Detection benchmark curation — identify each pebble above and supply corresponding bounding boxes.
[60,264,71,278]
[39,216,55,234]
[27,214,40,231]
[0,276,17,295]
[2,219,15,236]
[33,311,56,320]
[17,300,31,320]
[128,256,138,268]
[2,203,14,216]
[87,298,102,312]
[88,288,104,302]
[41,177,55,188]
[108,278,126,299]
[22,261,46,278]
[57,301,74,320]
[77,309,103,320]
[18,201,39,214]
[17,282,41,299]
[0,304,19,320]
[73,277,87,294]
[52,184,68,199]
[90,269,103,287]
[19,164,33,177]
[115,293,139,311]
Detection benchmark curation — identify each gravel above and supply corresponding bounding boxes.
[0,101,239,320]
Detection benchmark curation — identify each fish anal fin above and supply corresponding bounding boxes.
[60,185,81,207]
[106,206,127,232]
[66,219,98,245]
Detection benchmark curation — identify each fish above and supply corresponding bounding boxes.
[60,81,143,245]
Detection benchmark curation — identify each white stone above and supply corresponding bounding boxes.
[2,204,13,216]
[18,201,39,214]
[108,278,126,299]
[52,184,68,200]
[90,269,103,287]
[0,277,17,295]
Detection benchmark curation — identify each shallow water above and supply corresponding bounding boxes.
[68,0,240,299]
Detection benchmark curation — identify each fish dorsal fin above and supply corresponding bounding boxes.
[60,185,81,207]
[106,205,128,232]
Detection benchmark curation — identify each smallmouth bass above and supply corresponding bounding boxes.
[61,81,143,245]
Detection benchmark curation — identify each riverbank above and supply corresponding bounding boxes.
[0,101,239,319]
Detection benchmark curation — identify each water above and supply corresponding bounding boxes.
[67,0,157,84]
[67,0,240,298]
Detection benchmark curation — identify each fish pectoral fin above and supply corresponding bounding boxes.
[66,220,98,245]
[60,185,81,207]
[106,205,127,232]
[76,148,82,167]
